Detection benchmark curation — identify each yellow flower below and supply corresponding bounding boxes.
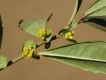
[22,45,35,58]
[37,28,51,41]
[38,28,46,36]
[64,31,74,40]
[37,28,47,40]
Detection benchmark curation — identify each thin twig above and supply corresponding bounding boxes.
[4,35,60,70]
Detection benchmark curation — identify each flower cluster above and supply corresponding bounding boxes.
[22,45,35,58]
[37,28,51,41]
[64,31,74,40]
[59,29,74,40]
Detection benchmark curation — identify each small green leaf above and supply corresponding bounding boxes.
[38,41,106,74]
[84,0,106,17]
[19,19,46,36]
[19,14,53,37]
[82,16,106,31]
[70,19,78,30]
[68,0,82,25]
[23,39,36,49]
[0,55,8,69]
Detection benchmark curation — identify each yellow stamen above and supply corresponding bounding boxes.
[22,45,35,58]
[37,28,51,41]
[64,31,74,40]
[37,28,47,40]
[27,49,35,58]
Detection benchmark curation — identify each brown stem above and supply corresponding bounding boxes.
[4,35,60,69]
[7,55,23,67]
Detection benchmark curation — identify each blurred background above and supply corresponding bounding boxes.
[0,0,106,80]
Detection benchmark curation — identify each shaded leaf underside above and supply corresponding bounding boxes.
[83,16,106,31]
[82,0,106,32]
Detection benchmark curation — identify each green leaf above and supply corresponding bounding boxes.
[86,7,106,17]
[82,16,106,31]
[19,14,53,37]
[81,0,106,31]
[38,41,106,74]
[23,39,36,49]
[0,55,8,69]
[84,0,106,17]
[68,0,82,25]
[19,19,46,36]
